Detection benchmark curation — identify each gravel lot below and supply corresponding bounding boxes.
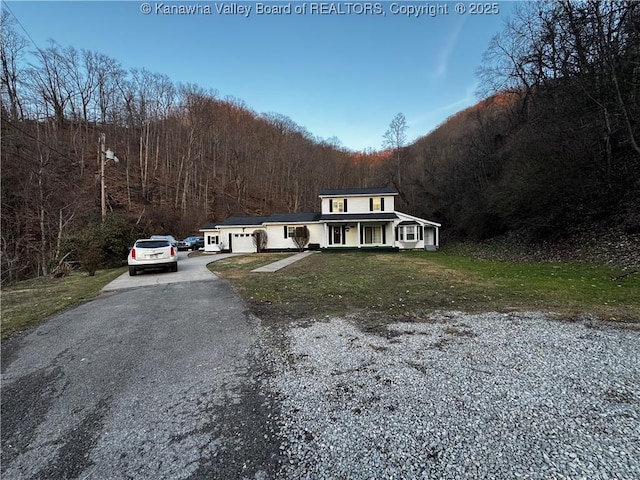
[261,312,639,479]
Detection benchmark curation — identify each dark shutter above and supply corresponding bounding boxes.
[419,226,424,241]
[360,225,364,245]
[343,199,348,212]
[381,198,385,211]
[382,225,386,244]
[369,198,373,211]
[284,226,288,238]
[342,226,346,245]
[329,200,333,212]
[328,226,333,245]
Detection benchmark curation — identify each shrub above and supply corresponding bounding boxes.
[292,226,310,251]
[253,229,268,253]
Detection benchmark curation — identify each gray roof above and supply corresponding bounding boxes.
[319,213,398,222]
[201,213,321,230]
[263,212,321,223]
[319,187,398,197]
[214,216,270,227]
[202,210,400,230]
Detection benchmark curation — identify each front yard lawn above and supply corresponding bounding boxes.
[209,251,639,322]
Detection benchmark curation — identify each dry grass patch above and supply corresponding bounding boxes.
[1,268,126,340]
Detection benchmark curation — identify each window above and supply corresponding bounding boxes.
[331,199,345,212]
[372,198,382,211]
[287,226,296,238]
[405,225,416,241]
[399,225,418,241]
[364,226,382,244]
[135,240,170,249]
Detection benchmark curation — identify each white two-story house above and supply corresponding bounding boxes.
[200,187,440,253]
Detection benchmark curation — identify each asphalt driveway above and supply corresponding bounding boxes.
[1,253,280,479]
[102,252,236,291]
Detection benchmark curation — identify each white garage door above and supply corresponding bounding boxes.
[231,233,256,253]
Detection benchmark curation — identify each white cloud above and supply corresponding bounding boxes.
[430,20,466,80]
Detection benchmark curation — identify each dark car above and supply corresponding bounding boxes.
[178,236,204,251]
[150,234,178,247]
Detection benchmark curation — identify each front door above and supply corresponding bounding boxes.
[333,226,342,245]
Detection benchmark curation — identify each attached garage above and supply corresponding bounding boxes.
[201,216,268,253]
[228,232,255,253]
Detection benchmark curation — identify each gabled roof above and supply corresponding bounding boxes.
[319,187,398,197]
[262,212,321,224]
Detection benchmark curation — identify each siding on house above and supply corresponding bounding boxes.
[319,188,397,216]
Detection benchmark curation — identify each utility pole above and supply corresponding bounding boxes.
[99,133,119,223]
[100,133,106,223]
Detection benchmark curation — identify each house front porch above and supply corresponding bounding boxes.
[322,213,398,250]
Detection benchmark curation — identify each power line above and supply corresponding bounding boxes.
[2,2,45,54]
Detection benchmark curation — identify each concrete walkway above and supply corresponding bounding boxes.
[251,251,315,273]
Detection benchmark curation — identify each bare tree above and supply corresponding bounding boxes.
[383,112,409,199]
[292,226,310,252]
[0,10,26,120]
[26,41,74,126]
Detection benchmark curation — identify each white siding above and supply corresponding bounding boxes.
[204,231,221,252]
[320,195,396,214]
[263,223,324,250]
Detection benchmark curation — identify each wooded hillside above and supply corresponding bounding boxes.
[400,0,640,241]
[2,1,639,283]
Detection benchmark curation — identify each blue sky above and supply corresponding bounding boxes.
[6,1,516,151]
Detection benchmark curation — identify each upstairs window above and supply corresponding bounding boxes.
[369,197,385,211]
[330,199,346,212]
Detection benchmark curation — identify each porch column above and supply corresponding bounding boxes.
[436,226,439,248]
[357,222,361,248]
[392,222,397,248]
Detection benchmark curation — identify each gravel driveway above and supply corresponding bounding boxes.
[260,311,639,479]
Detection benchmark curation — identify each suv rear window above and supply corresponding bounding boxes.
[135,240,170,249]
